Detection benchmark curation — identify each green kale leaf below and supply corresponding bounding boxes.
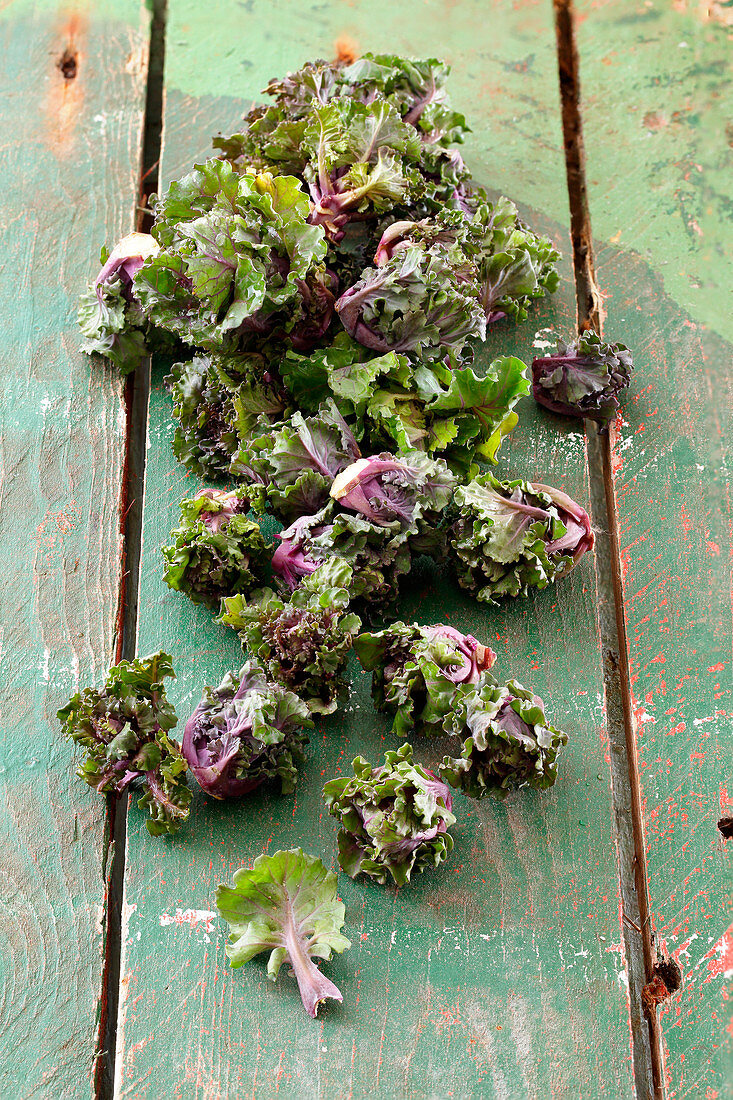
[161,487,269,608]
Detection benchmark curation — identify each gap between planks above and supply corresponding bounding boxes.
[553,3,664,1099]
[96,2,168,1098]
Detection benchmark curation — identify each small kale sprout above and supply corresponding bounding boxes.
[165,352,290,482]
[237,401,362,523]
[354,622,496,738]
[77,233,160,375]
[441,677,568,798]
[335,240,486,356]
[57,651,191,837]
[182,661,312,799]
[330,450,455,532]
[450,473,594,603]
[162,487,269,608]
[323,743,456,886]
[218,559,361,715]
[134,161,331,353]
[216,848,350,1018]
[471,197,560,325]
[531,331,633,425]
[271,504,416,609]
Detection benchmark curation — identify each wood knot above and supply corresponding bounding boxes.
[717,816,733,839]
[58,48,78,81]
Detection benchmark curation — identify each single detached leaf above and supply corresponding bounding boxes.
[216,848,350,1017]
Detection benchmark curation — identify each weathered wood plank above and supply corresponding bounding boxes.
[575,3,732,1096]
[116,3,636,1096]
[0,2,149,1095]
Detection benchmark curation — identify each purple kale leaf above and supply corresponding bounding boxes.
[271,503,418,611]
[354,621,496,738]
[329,450,455,531]
[441,677,568,798]
[450,473,594,603]
[78,233,163,374]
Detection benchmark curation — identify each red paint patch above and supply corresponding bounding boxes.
[702,925,733,983]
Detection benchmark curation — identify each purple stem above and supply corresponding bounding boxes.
[283,906,343,1018]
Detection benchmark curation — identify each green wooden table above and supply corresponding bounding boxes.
[0,2,729,1097]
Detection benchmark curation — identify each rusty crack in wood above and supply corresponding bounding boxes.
[553,3,666,1099]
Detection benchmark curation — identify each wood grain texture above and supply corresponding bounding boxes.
[0,2,149,1095]
[116,3,636,1096]
[576,3,732,1096]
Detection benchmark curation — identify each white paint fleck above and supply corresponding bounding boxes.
[40,648,50,682]
[532,327,557,351]
[121,901,137,948]
[159,908,217,934]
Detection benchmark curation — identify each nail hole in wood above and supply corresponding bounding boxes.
[653,957,682,995]
[58,48,78,81]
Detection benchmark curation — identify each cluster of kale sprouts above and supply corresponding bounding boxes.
[63,53,633,1017]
